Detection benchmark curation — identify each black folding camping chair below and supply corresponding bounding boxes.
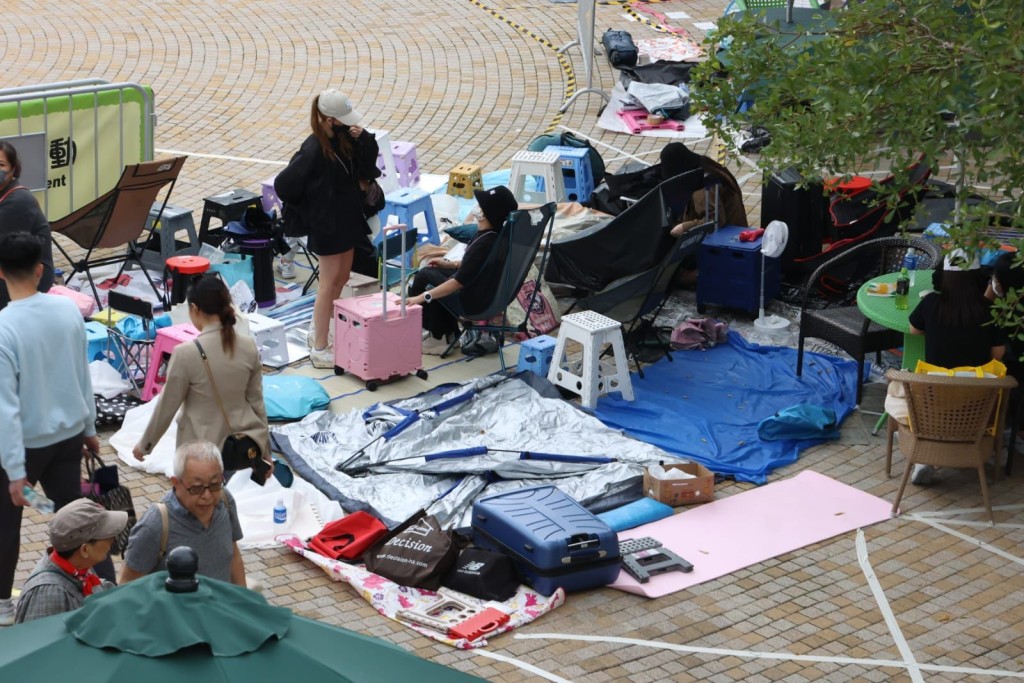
[438,203,557,372]
[572,220,715,377]
[50,156,188,308]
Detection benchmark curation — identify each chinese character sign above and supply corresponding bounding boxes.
[0,86,152,219]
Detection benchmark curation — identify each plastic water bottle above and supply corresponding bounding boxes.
[903,250,918,287]
[22,486,55,514]
[273,498,287,526]
[53,268,65,286]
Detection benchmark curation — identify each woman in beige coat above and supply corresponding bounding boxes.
[133,275,272,476]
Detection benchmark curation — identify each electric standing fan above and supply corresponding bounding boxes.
[754,220,790,334]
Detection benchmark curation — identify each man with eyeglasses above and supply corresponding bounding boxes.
[120,441,247,586]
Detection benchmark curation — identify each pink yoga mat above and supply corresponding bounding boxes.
[611,470,892,598]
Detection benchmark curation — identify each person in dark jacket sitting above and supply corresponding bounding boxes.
[408,186,518,354]
[274,90,380,368]
[0,141,54,310]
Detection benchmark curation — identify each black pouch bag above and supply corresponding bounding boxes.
[443,546,520,601]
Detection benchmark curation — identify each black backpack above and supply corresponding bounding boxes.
[601,28,638,68]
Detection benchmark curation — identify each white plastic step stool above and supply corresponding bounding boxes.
[547,311,634,409]
[246,312,289,366]
[508,150,566,204]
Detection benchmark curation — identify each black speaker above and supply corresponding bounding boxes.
[761,168,829,272]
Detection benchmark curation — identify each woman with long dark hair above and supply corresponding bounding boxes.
[133,275,271,475]
[0,141,54,309]
[274,89,381,368]
[909,250,1005,368]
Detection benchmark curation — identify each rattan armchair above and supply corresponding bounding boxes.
[885,369,1017,523]
[796,236,940,404]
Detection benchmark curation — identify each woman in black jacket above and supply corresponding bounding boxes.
[274,90,380,368]
[0,141,54,310]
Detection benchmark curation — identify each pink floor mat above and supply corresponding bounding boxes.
[611,471,893,598]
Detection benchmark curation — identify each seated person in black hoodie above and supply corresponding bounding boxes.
[408,186,518,354]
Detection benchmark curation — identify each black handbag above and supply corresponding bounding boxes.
[280,202,309,238]
[363,179,386,215]
[194,340,270,485]
[82,451,137,555]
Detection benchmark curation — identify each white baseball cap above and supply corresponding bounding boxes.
[317,89,363,126]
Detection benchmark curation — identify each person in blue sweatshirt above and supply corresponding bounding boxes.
[0,232,99,626]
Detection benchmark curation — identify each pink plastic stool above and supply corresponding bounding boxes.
[390,141,420,188]
[141,323,200,401]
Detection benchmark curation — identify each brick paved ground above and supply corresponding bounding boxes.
[6,1,1024,681]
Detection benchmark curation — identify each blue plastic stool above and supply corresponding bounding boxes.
[85,321,109,363]
[516,334,558,376]
[379,188,441,247]
[538,145,595,202]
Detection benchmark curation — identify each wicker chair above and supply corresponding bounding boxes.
[885,369,1017,523]
[795,236,940,404]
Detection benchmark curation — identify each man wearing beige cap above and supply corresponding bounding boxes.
[14,498,126,623]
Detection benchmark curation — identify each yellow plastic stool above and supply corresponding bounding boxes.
[447,163,483,199]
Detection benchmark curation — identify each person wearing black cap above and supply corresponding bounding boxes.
[408,186,518,353]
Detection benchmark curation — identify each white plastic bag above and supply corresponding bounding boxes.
[90,360,132,399]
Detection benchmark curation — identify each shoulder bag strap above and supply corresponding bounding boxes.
[157,502,169,561]
[193,339,236,435]
[0,184,29,204]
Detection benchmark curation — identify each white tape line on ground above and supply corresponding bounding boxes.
[857,529,925,682]
[155,148,287,166]
[556,125,648,165]
[474,649,574,683]
[915,517,1024,567]
[911,503,1024,519]
[514,633,1024,678]
[908,515,1024,531]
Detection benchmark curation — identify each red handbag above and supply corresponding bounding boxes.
[309,511,388,562]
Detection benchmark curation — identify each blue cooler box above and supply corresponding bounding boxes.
[472,485,621,596]
[697,225,781,314]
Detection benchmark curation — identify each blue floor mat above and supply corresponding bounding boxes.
[591,332,859,484]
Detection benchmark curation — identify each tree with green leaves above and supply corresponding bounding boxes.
[692,0,1023,328]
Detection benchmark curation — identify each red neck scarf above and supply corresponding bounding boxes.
[50,550,102,596]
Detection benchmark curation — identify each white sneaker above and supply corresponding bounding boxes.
[911,464,936,485]
[276,259,296,279]
[309,346,335,370]
[0,598,14,627]
[422,335,452,356]
[306,322,334,350]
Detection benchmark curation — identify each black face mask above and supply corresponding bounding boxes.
[0,169,9,186]
[332,123,350,136]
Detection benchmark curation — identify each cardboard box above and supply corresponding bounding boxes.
[644,462,715,506]
[342,272,380,298]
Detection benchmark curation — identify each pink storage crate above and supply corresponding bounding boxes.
[332,224,428,391]
[617,110,685,135]
[333,293,426,390]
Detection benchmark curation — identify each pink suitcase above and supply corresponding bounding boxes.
[332,224,428,391]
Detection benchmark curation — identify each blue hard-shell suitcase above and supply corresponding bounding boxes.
[471,485,621,596]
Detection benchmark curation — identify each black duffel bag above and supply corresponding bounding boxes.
[602,28,638,68]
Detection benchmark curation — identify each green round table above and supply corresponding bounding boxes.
[856,269,934,371]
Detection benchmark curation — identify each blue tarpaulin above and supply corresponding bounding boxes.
[592,332,859,484]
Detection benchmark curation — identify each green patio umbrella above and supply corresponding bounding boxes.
[0,548,482,682]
